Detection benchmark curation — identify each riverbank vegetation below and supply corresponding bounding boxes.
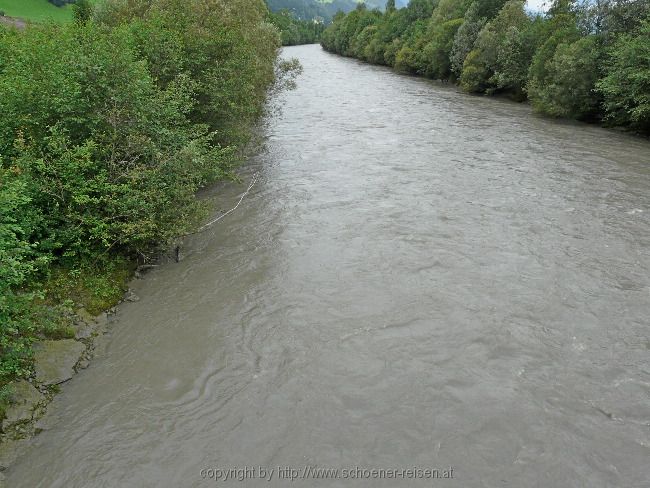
[321,0,650,133]
[0,0,289,418]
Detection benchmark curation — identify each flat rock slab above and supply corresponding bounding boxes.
[33,340,85,386]
[71,310,109,339]
[0,438,29,471]
[1,381,43,432]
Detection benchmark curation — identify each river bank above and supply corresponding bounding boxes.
[321,1,650,135]
[0,163,261,484]
[0,0,285,470]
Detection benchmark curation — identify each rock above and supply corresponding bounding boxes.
[71,307,99,339]
[33,340,86,386]
[73,325,93,340]
[77,359,90,370]
[72,311,109,340]
[74,307,95,324]
[1,381,44,432]
[0,438,29,471]
[124,290,140,302]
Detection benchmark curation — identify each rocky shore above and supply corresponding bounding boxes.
[0,307,114,484]
[0,280,147,486]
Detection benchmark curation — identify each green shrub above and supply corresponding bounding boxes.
[460,48,491,92]
[528,35,603,119]
[421,18,463,79]
[450,2,486,77]
[598,20,650,131]
[0,0,281,410]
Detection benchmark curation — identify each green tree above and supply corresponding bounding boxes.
[460,0,531,94]
[450,2,487,77]
[529,35,603,118]
[0,0,283,405]
[526,3,582,107]
[598,19,650,130]
[73,0,93,24]
[421,18,464,79]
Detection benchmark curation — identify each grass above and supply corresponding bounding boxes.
[0,256,133,418]
[0,0,98,23]
[0,0,74,22]
[44,257,135,315]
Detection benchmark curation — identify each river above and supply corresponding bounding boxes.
[6,44,650,487]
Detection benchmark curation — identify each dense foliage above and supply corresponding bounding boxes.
[321,0,650,131]
[0,0,284,410]
[269,9,325,44]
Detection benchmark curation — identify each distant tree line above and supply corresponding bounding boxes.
[321,0,650,133]
[269,9,325,45]
[266,0,400,23]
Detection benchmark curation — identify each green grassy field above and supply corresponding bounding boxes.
[0,0,95,23]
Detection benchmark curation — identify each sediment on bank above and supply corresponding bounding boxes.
[0,0,289,455]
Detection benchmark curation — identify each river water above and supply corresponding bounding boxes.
[7,45,650,487]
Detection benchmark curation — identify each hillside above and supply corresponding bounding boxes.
[267,0,409,22]
[0,0,98,23]
[0,0,76,22]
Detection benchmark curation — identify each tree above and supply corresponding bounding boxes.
[450,2,487,77]
[0,0,284,400]
[421,18,464,79]
[73,0,93,24]
[598,19,650,131]
[529,35,603,118]
[460,0,531,94]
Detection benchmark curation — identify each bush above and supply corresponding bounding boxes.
[0,0,282,408]
[598,20,650,131]
[450,2,486,77]
[0,24,228,258]
[459,0,531,95]
[528,35,603,119]
[421,18,463,80]
[460,48,491,92]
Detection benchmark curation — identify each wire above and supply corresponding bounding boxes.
[195,172,259,233]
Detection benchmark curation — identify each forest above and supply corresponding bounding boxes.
[0,0,290,413]
[267,0,408,23]
[321,0,650,132]
[269,9,325,45]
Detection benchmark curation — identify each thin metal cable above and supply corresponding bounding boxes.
[195,173,259,233]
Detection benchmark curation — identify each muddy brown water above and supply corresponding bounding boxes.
[7,45,650,487]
